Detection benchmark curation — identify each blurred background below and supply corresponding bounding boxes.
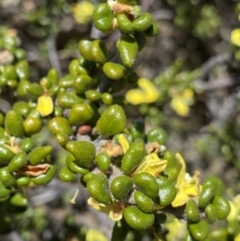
[1,0,240,240]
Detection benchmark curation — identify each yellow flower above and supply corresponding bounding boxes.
[165,218,186,241]
[227,194,240,222]
[37,95,53,117]
[71,1,94,24]
[170,88,194,117]
[118,134,129,154]
[87,197,123,221]
[131,153,167,177]
[231,29,240,47]
[171,153,200,207]
[235,233,240,241]
[125,78,159,105]
[86,228,108,241]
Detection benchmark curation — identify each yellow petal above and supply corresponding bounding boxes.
[171,188,189,207]
[109,205,123,221]
[125,78,159,105]
[118,134,129,154]
[183,88,194,101]
[235,233,240,241]
[175,153,186,188]
[87,197,110,213]
[132,153,167,177]
[184,171,200,197]
[71,1,94,24]
[171,154,201,207]
[171,96,189,116]
[37,95,53,117]
[231,29,240,47]
[86,229,108,241]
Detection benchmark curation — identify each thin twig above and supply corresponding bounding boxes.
[46,35,62,76]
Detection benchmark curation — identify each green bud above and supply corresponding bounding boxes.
[16,176,30,187]
[202,177,223,196]
[8,152,27,172]
[83,172,97,183]
[188,220,210,241]
[5,110,24,137]
[31,165,56,185]
[118,34,138,67]
[156,175,176,206]
[74,75,92,95]
[54,106,63,117]
[7,79,18,88]
[0,181,11,198]
[0,76,7,88]
[10,193,27,207]
[199,185,215,208]
[101,93,113,105]
[134,190,155,213]
[133,172,159,198]
[95,152,111,172]
[56,133,69,147]
[15,48,26,60]
[0,144,15,165]
[78,38,95,60]
[47,85,59,96]
[59,166,75,182]
[147,127,167,145]
[59,74,76,88]
[144,21,159,37]
[47,68,59,85]
[0,167,16,187]
[68,103,95,125]
[28,146,52,165]
[132,13,153,32]
[90,40,107,64]
[66,141,96,168]
[48,117,73,135]
[67,160,89,175]
[23,117,42,136]
[123,206,154,229]
[3,65,17,80]
[93,3,115,32]
[212,196,231,220]
[85,90,102,102]
[205,203,217,223]
[26,83,43,96]
[19,138,35,153]
[103,62,126,80]
[121,140,145,173]
[117,14,133,33]
[110,175,133,200]
[87,174,112,204]
[27,108,40,119]
[57,92,84,109]
[13,101,30,117]
[15,60,29,80]
[185,199,200,222]
[98,104,126,137]
[69,59,88,75]
[163,151,181,169]
[17,80,30,96]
